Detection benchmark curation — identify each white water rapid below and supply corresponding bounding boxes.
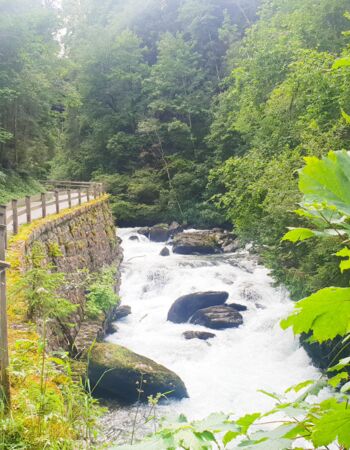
[103,228,320,442]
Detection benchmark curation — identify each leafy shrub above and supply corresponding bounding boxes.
[0,170,43,204]
[86,266,120,319]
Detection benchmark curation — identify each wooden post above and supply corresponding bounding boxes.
[86,187,90,202]
[78,188,82,206]
[25,196,31,224]
[11,200,18,235]
[68,189,72,208]
[93,184,97,199]
[0,204,10,409]
[55,190,59,214]
[41,193,46,218]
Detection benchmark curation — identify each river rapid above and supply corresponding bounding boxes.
[101,228,319,444]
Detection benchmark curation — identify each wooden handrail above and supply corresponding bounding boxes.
[5,181,105,239]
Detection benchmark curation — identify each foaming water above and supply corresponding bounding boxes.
[104,228,319,437]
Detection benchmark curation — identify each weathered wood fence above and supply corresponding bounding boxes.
[6,180,104,238]
[0,180,104,408]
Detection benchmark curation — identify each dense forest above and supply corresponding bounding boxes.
[1,0,350,448]
[2,0,350,298]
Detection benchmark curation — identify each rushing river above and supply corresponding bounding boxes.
[101,228,319,443]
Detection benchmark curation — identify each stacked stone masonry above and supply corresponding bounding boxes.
[22,198,122,353]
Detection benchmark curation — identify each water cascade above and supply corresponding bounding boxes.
[103,228,319,441]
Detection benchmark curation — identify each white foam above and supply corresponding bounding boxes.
[107,228,319,419]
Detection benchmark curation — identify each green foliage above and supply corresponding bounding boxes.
[12,242,76,322]
[1,340,104,449]
[123,137,350,450]
[117,375,350,449]
[209,2,350,297]
[85,266,120,319]
[0,170,43,204]
[281,151,350,345]
[281,286,350,342]
[54,0,259,228]
[0,0,66,176]
[6,243,103,448]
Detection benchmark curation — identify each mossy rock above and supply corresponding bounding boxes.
[88,342,188,402]
[172,232,220,255]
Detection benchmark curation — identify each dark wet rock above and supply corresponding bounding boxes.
[138,224,170,242]
[88,342,188,402]
[129,235,139,241]
[106,322,119,335]
[160,247,170,257]
[167,291,229,323]
[113,305,131,320]
[190,305,243,330]
[183,331,216,340]
[137,227,150,238]
[149,224,169,242]
[228,303,248,312]
[300,334,347,370]
[172,232,220,255]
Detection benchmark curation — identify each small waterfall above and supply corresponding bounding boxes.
[102,228,319,441]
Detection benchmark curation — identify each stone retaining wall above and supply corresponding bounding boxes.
[11,196,122,353]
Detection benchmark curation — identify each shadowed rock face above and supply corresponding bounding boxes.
[190,306,243,330]
[183,331,216,340]
[167,291,229,323]
[113,305,131,320]
[88,342,188,403]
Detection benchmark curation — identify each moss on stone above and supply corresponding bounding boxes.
[88,342,188,402]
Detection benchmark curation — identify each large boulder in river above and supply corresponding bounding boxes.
[138,224,170,242]
[88,342,188,402]
[167,291,229,323]
[190,305,243,330]
[172,232,221,255]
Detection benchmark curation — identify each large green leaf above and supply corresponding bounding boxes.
[282,228,315,243]
[299,151,350,216]
[336,247,350,273]
[281,287,350,342]
[312,403,350,448]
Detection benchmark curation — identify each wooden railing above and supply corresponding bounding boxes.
[4,180,104,238]
[0,180,104,407]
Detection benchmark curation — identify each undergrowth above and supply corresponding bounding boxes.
[1,198,110,449]
[86,266,120,319]
[0,171,43,205]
